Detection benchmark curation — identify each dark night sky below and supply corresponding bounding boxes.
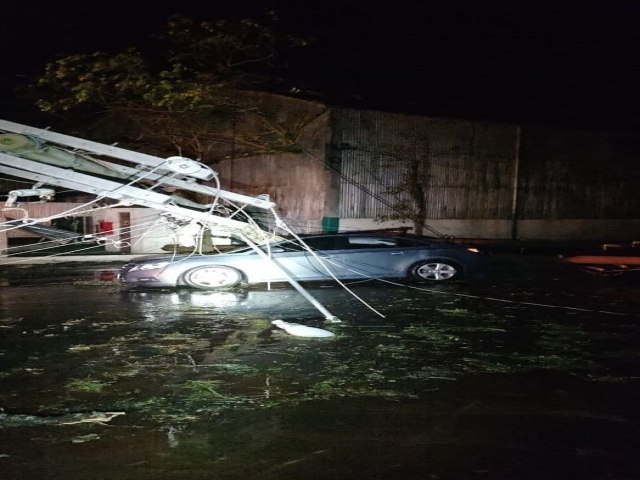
[2,0,640,130]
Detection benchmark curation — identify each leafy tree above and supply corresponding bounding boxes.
[31,11,312,161]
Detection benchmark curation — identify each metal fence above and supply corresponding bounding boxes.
[331,109,640,220]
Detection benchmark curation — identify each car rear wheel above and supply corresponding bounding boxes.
[182,265,242,289]
[411,260,460,281]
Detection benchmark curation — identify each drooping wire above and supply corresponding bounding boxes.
[269,208,386,318]
[1,158,175,235]
[0,218,166,261]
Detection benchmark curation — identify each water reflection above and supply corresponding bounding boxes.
[173,291,243,308]
[94,269,118,282]
[124,288,332,321]
[2,262,640,479]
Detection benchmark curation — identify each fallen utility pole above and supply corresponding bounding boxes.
[0,119,339,321]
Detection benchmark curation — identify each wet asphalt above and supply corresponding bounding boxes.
[0,253,638,480]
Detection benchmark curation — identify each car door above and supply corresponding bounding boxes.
[241,237,344,282]
[246,235,426,283]
[318,236,423,280]
[269,235,352,281]
[264,235,406,282]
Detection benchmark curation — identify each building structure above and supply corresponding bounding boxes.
[2,95,639,254]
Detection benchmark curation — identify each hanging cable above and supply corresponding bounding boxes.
[269,208,386,318]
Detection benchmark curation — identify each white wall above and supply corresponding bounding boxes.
[94,208,167,253]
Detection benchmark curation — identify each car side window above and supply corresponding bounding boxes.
[302,237,349,250]
[261,238,346,252]
[394,238,431,248]
[347,237,399,249]
[267,241,306,252]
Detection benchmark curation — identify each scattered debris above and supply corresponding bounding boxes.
[0,411,124,427]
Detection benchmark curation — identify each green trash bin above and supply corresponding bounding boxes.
[321,217,340,233]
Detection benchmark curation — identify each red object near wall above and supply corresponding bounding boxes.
[97,220,114,234]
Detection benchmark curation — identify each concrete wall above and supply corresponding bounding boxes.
[214,154,327,233]
[330,108,640,242]
[214,95,332,234]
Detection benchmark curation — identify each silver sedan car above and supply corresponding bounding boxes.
[118,233,488,289]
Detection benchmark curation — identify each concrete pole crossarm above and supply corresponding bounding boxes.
[0,120,276,211]
[0,119,212,181]
[0,157,282,244]
[0,155,171,205]
[90,158,276,210]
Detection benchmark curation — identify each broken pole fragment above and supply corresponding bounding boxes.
[271,320,335,338]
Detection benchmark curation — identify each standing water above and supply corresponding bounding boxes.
[0,257,639,479]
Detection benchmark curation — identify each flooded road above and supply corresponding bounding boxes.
[1,255,639,479]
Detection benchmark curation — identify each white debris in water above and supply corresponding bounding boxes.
[271,320,335,338]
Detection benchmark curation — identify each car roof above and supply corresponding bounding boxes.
[128,233,456,263]
[296,232,443,243]
[298,232,432,240]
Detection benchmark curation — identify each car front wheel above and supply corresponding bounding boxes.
[411,261,460,281]
[182,265,242,289]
